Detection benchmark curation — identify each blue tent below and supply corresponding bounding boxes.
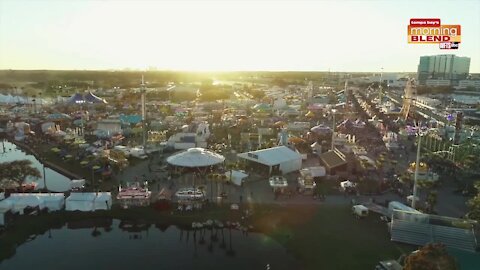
[119,114,142,124]
[84,91,107,104]
[66,92,107,105]
[67,93,85,104]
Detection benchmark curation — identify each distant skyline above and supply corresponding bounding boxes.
[0,0,479,73]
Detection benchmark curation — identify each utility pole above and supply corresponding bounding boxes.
[331,109,337,151]
[43,164,47,191]
[379,67,384,102]
[141,75,147,153]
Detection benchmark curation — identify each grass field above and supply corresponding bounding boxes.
[0,204,414,269]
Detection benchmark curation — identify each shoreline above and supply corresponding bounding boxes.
[6,138,83,180]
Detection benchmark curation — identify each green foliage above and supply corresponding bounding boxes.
[467,181,480,221]
[404,243,458,270]
[0,160,41,187]
[198,88,231,101]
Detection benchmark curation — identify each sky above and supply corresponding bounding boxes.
[0,0,479,72]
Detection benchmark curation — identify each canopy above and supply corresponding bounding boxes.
[166,148,225,168]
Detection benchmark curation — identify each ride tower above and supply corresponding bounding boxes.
[400,78,417,122]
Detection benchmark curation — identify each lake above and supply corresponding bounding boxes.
[0,219,299,270]
[0,140,72,192]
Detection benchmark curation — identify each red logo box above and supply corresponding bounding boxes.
[410,18,441,27]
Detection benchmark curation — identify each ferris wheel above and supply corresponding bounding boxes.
[400,78,417,121]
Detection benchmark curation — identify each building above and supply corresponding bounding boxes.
[425,79,451,87]
[319,149,348,175]
[237,146,302,175]
[458,80,480,90]
[417,54,470,85]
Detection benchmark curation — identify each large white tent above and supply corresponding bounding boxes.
[94,192,112,210]
[66,192,112,211]
[10,196,46,214]
[237,146,302,175]
[0,200,13,226]
[9,193,65,212]
[167,148,225,168]
[66,193,96,211]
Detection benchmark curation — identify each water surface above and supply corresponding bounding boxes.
[0,140,72,192]
[0,219,299,270]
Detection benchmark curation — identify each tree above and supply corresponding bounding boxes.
[466,181,480,221]
[0,160,41,188]
[404,243,458,270]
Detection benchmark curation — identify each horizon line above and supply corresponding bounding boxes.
[0,68,418,74]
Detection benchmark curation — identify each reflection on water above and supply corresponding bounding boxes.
[0,219,299,270]
[0,140,71,192]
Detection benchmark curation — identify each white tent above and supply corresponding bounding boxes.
[237,146,302,175]
[36,194,65,211]
[0,200,13,226]
[0,192,4,201]
[94,192,112,210]
[167,148,225,168]
[225,170,248,186]
[66,193,96,211]
[0,199,13,210]
[10,196,46,214]
[9,193,64,212]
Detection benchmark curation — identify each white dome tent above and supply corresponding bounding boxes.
[167,148,225,168]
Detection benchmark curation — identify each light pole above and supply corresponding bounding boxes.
[331,109,337,151]
[412,134,422,209]
[43,163,47,191]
